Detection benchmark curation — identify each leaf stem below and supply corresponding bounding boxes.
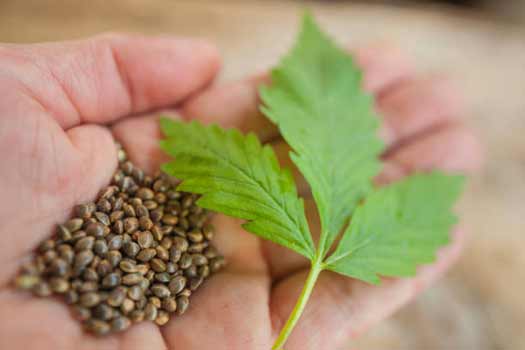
[272,259,323,350]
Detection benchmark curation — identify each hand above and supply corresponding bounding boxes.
[0,35,481,350]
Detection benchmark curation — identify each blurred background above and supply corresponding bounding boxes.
[0,1,523,349]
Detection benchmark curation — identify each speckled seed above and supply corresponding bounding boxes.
[192,254,208,266]
[151,226,163,240]
[138,278,150,291]
[136,205,149,218]
[136,248,156,262]
[198,265,210,278]
[80,292,101,307]
[93,240,108,256]
[144,200,158,210]
[107,250,122,267]
[179,253,192,269]
[135,264,149,276]
[149,296,161,308]
[38,239,55,252]
[150,258,166,273]
[65,218,84,232]
[123,203,136,217]
[49,277,69,293]
[139,216,153,230]
[97,199,112,213]
[145,270,155,281]
[144,303,158,321]
[86,222,105,237]
[122,242,140,257]
[188,242,207,253]
[184,265,197,278]
[189,276,203,291]
[123,217,139,233]
[154,246,168,261]
[155,310,170,326]
[107,287,127,307]
[187,230,203,243]
[172,237,189,252]
[203,224,214,240]
[97,260,112,276]
[166,262,178,274]
[119,260,137,273]
[127,285,143,301]
[95,211,110,226]
[154,272,170,283]
[15,275,40,290]
[137,188,154,200]
[78,281,98,293]
[111,316,131,332]
[160,237,172,250]
[137,231,153,249]
[120,298,135,315]
[100,186,117,199]
[73,306,91,321]
[168,276,186,295]
[169,248,182,264]
[50,258,69,276]
[110,210,124,223]
[57,224,72,241]
[151,284,171,298]
[176,296,189,315]
[136,296,147,310]
[75,204,95,219]
[93,303,113,321]
[210,257,226,273]
[162,214,178,226]
[108,235,123,250]
[129,310,144,323]
[75,250,94,269]
[85,319,110,335]
[204,246,218,259]
[122,273,142,285]
[113,220,124,234]
[102,273,121,288]
[64,290,79,304]
[162,297,177,313]
[75,236,94,251]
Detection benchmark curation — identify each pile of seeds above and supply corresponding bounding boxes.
[14,145,225,335]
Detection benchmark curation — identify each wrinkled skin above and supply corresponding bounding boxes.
[0,34,481,350]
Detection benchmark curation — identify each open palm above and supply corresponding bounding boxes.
[0,34,481,350]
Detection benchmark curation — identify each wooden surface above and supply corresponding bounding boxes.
[1,1,524,349]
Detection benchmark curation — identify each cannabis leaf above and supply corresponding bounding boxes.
[160,13,465,350]
[324,172,464,284]
[159,119,315,259]
[260,14,384,256]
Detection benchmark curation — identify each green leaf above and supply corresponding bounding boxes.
[260,14,384,256]
[159,118,315,259]
[324,172,464,284]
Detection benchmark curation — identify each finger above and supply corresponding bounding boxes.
[180,44,414,141]
[270,228,465,350]
[0,34,220,129]
[378,76,464,146]
[266,123,482,280]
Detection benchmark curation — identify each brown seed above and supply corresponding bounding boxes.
[100,186,117,199]
[113,220,124,234]
[144,200,158,210]
[97,259,112,276]
[75,203,95,219]
[119,176,134,192]
[151,284,171,298]
[188,242,208,253]
[71,230,87,243]
[136,296,147,310]
[72,306,91,321]
[176,296,189,315]
[172,237,189,252]
[123,217,139,234]
[85,319,110,336]
[107,287,127,307]
[179,217,189,230]
[184,265,197,278]
[169,248,182,264]
[155,272,170,283]
[122,273,142,285]
[107,250,122,267]
[49,258,69,276]
[168,276,187,295]
[210,256,225,273]
[64,290,79,304]
[42,250,58,264]
[203,224,214,240]
[57,224,72,241]
[144,303,158,321]
[137,187,154,200]
[120,298,135,314]
[155,310,170,326]
[93,303,113,321]
[192,254,208,266]
[161,225,174,235]
[97,199,112,213]
[121,161,134,175]
[128,285,143,301]
[151,226,163,241]
[162,214,178,226]
[111,316,131,332]
[93,240,108,256]
[198,265,210,278]
[132,167,144,183]
[189,276,203,291]
[75,250,94,270]
[162,297,177,313]
[166,262,178,274]
[113,197,124,211]
[108,235,123,250]
[123,203,136,217]
[119,260,137,273]
[187,230,203,243]
[146,270,155,281]
[136,248,156,262]
[38,239,55,253]
[102,273,121,288]
[139,216,153,230]
[204,246,218,259]
[110,210,124,223]
[129,310,144,323]
[155,246,168,261]
[136,264,150,276]
[82,267,98,281]
[86,222,105,237]
[137,231,153,249]
[149,296,161,308]
[150,258,166,273]
[150,208,163,223]
[122,242,140,257]
[80,292,101,307]
[15,274,40,290]
[65,218,84,232]
[78,281,99,293]
[179,253,192,269]
[153,179,168,192]
[160,237,172,250]
[75,236,94,251]
[48,277,69,293]
[154,192,167,204]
